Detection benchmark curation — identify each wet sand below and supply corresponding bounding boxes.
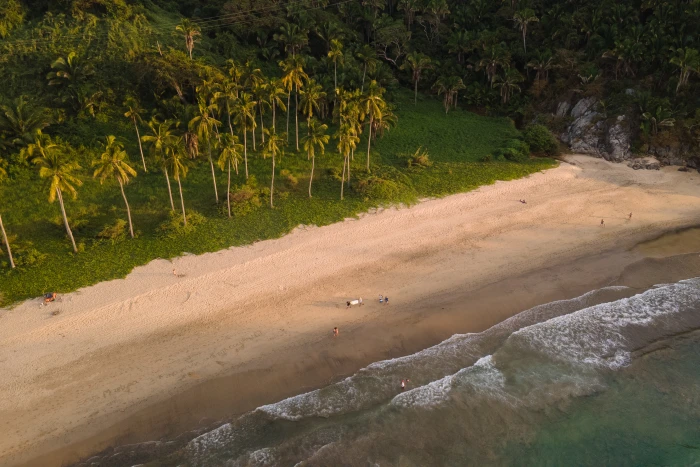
[3,155,700,466]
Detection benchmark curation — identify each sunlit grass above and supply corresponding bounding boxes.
[0,95,555,305]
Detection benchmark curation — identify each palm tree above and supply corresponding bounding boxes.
[302,118,329,198]
[274,22,308,58]
[356,44,379,92]
[29,133,82,253]
[123,97,148,172]
[92,136,138,239]
[670,48,700,94]
[361,81,386,172]
[400,52,433,104]
[299,80,326,158]
[477,46,511,87]
[336,123,359,200]
[215,78,240,141]
[164,137,190,226]
[0,97,51,147]
[0,165,13,268]
[262,129,286,208]
[233,93,257,180]
[280,56,308,150]
[493,69,524,104]
[176,19,201,60]
[0,212,13,268]
[216,133,243,218]
[142,118,177,211]
[512,9,539,53]
[266,78,287,132]
[190,97,222,203]
[434,76,466,113]
[328,39,344,91]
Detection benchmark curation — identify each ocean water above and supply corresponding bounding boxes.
[179,279,700,466]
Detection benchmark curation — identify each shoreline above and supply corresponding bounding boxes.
[3,155,700,466]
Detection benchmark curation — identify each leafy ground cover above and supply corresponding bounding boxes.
[0,95,554,306]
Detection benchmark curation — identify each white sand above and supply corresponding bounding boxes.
[2,155,700,465]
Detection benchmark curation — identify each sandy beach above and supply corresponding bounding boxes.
[3,154,700,466]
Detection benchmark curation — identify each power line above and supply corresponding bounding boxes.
[2,0,351,48]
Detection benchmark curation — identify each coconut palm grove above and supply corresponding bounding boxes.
[0,0,698,304]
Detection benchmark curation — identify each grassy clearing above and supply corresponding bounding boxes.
[0,95,555,306]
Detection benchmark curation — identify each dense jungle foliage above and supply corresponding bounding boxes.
[0,0,697,303]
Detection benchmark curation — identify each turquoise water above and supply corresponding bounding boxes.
[174,280,700,466]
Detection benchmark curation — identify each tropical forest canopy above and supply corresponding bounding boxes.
[0,0,698,303]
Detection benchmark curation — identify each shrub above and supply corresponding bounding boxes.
[355,175,402,200]
[495,139,530,162]
[402,146,432,168]
[158,210,206,237]
[280,169,298,187]
[478,154,493,162]
[96,219,128,242]
[523,124,560,156]
[228,177,262,217]
[0,236,47,269]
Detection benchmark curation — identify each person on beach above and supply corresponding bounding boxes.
[379,294,384,304]
[519,199,526,204]
[629,212,632,220]
[173,268,178,276]
[401,379,406,391]
[600,219,605,227]
[333,327,339,337]
[384,296,389,305]
[43,292,57,305]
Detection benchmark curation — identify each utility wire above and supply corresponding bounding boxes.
[2,0,351,48]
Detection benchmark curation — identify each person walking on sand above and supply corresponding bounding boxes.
[629,212,632,220]
[600,219,605,227]
[384,296,389,305]
[333,327,339,337]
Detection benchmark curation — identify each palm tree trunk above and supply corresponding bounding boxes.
[0,213,14,269]
[134,122,147,172]
[243,124,249,179]
[273,101,277,131]
[270,154,275,208]
[334,61,337,90]
[523,30,527,53]
[177,177,187,226]
[208,141,219,203]
[164,168,175,211]
[260,105,265,143]
[366,117,373,172]
[414,79,418,104]
[228,112,235,138]
[362,64,367,92]
[286,91,291,142]
[308,152,315,198]
[118,179,135,239]
[56,188,78,253]
[295,87,300,151]
[227,160,231,218]
[340,154,347,200]
[252,121,256,151]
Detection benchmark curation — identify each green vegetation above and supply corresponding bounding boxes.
[8,0,696,304]
[0,92,552,305]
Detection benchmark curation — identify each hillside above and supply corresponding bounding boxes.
[2,0,699,303]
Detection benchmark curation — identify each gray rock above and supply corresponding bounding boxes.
[678,166,690,172]
[606,116,631,162]
[570,97,598,119]
[556,101,571,117]
[560,98,632,162]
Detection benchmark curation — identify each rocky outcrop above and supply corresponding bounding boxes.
[558,98,632,162]
[627,157,660,170]
[648,143,699,168]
